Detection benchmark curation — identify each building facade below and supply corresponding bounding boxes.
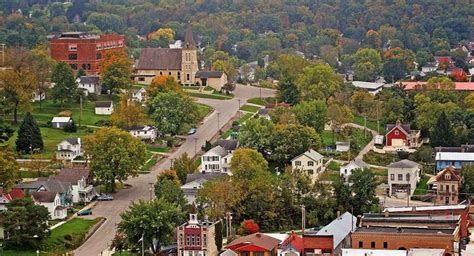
[427,167,462,205]
[385,120,421,148]
[49,32,125,74]
[291,149,324,183]
[177,210,219,256]
[56,137,83,161]
[387,160,421,197]
[200,145,232,173]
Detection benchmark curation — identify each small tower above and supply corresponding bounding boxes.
[181,23,198,85]
[189,203,199,225]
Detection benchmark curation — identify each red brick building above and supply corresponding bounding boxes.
[49,32,125,74]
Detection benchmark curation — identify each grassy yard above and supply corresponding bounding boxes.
[247,97,276,106]
[187,92,232,100]
[240,104,261,113]
[414,175,430,196]
[319,170,340,183]
[363,150,401,166]
[352,115,380,132]
[146,145,169,153]
[196,103,213,122]
[321,130,334,146]
[326,161,340,171]
[221,113,254,139]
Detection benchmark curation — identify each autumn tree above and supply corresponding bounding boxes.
[327,103,353,142]
[84,127,147,192]
[172,152,199,184]
[111,93,147,129]
[0,146,20,192]
[51,61,77,106]
[101,51,132,95]
[150,28,175,47]
[197,176,241,220]
[238,219,260,235]
[146,75,182,99]
[450,68,467,82]
[297,63,343,100]
[16,112,43,154]
[212,60,237,82]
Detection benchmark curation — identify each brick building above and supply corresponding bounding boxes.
[49,32,125,74]
[225,233,280,256]
[351,226,459,256]
[427,166,462,205]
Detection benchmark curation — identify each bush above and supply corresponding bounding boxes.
[58,111,72,117]
[166,136,175,147]
[397,150,410,159]
[94,120,112,127]
[87,93,98,101]
[63,119,77,133]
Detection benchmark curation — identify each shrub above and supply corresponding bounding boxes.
[63,119,77,133]
[166,136,175,147]
[94,120,112,127]
[58,111,72,117]
[87,93,98,101]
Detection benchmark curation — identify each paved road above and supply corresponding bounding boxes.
[74,85,275,256]
[343,122,379,160]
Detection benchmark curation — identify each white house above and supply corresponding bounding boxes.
[95,101,114,115]
[200,145,232,173]
[340,159,369,184]
[336,141,350,152]
[421,62,438,73]
[30,191,67,220]
[291,149,324,183]
[129,125,157,143]
[181,173,227,204]
[132,87,146,103]
[77,76,101,95]
[55,168,95,203]
[51,116,72,128]
[31,89,45,102]
[387,159,421,197]
[56,138,83,161]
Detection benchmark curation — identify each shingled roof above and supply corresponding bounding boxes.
[55,168,90,185]
[136,48,182,70]
[31,191,57,203]
[195,71,224,79]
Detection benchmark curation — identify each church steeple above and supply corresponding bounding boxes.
[184,23,196,49]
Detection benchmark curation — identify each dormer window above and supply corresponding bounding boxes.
[445,174,451,180]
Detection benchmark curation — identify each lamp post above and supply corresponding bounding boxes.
[148,182,154,201]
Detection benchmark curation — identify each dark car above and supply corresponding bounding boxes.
[96,194,114,201]
[77,208,92,216]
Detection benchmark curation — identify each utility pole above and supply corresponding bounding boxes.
[79,95,83,128]
[148,182,154,201]
[301,205,306,234]
[407,184,410,207]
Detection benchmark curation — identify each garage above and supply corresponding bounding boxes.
[391,139,405,147]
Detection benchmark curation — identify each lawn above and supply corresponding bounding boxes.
[352,115,380,133]
[146,145,169,153]
[196,103,213,122]
[321,130,334,146]
[187,92,232,100]
[319,170,340,183]
[326,161,340,171]
[414,175,430,196]
[363,150,401,166]
[240,104,261,113]
[246,97,276,106]
[5,125,95,159]
[40,217,103,253]
[221,113,253,139]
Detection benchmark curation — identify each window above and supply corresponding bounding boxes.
[186,234,190,246]
[371,241,375,248]
[187,74,190,81]
[390,174,395,181]
[398,174,403,181]
[169,72,172,75]
[307,170,314,175]
[452,185,455,192]
[178,72,181,80]
[394,130,399,135]
[179,234,183,246]
[203,234,207,247]
[82,64,87,70]
[383,242,388,249]
[445,174,451,180]
[96,53,102,59]
[138,77,145,82]
[196,236,200,246]
[295,161,301,166]
[68,44,77,51]
[68,54,77,60]
[253,253,264,256]
[344,169,348,174]
[359,241,363,248]
[160,71,163,75]
[191,235,195,246]
[308,161,314,166]
[70,64,77,70]
[406,173,410,182]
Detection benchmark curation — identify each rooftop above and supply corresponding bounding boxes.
[435,152,474,161]
[293,149,323,162]
[354,226,455,235]
[195,71,224,79]
[352,81,385,90]
[207,145,229,157]
[52,117,71,123]
[31,191,57,203]
[95,101,113,108]
[136,48,182,70]
[216,139,238,152]
[398,81,474,91]
[77,76,100,85]
[384,204,467,213]
[309,212,356,248]
[387,159,420,169]
[226,233,280,251]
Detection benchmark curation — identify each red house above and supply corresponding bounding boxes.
[225,233,280,256]
[385,120,421,148]
[49,32,125,74]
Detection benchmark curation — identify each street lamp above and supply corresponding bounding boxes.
[148,182,154,201]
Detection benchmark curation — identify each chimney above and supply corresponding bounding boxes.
[356,215,362,228]
[337,211,341,218]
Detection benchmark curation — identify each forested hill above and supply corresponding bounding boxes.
[1,0,473,62]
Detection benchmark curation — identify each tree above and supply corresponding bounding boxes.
[63,118,77,133]
[267,54,309,81]
[101,51,132,95]
[15,112,43,153]
[150,28,175,45]
[297,63,343,100]
[425,77,455,90]
[269,107,298,125]
[292,100,327,133]
[0,118,14,143]
[431,112,455,147]
[460,166,474,200]
[212,60,237,82]
[327,103,353,142]
[148,91,198,135]
[238,219,260,235]
[383,58,408,83]
[269,124,322,165]
[350,169,380,215]
[146,75,182,99]
[332,176,353,212]
[231,148,269,180]
[277,79,300,105]
[51,62,77,106]
[111,93,147,129]
[84,127,147,192]
[238,118,274,156]
[415,49,434,68]
[0,146,19,192]
[118,198,185,254]
[352,48,382,81]
[31,45,55,110]
[450,68,467,82]
[351,91,375,116]
[383,96,405,124]
[465,93,474,110]
[154,177,186,207]
[76,68,86,78]
[365,29,382,49]
[197,176,241,220]
[172,152,199,184]
[1,198,50,249]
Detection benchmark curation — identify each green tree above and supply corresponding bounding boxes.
[102,61,132,95]
[327,103,353,142]
[51,62,77,106]
[148,91,198,135]
[76,68,86,78]
[154,178,186,207]
[350,169,380,215]
[0,118,14,143]
[197,176,241,220]
[431,112,455,147]
[332,175,353,212]
[172,152,199,184]
[297,63,343,100]
[460,166,474,200]
[1,198,50,249]
[352,48,382,82]
[383,58,408,83]
[270,124,322,165]
[277,79,300,105]
[84,127,147,192]
[415,49,434,69]
[230,148,269,181]
[0,146,20,192]
[118,198,185,254]
[292,100,327,133]
[15,112,43,153]
[383,96,405,124]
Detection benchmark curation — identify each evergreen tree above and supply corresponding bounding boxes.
[15,112,43,153]
[76,68,86,78]
[277,78,300,105]
[63,118,77,133]
[51,62,77,106]
[431,111,455,147]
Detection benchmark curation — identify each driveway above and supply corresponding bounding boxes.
[74,85,275,256]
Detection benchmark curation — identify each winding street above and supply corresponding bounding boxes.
[74,85,275,256]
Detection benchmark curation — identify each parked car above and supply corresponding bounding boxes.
[96,194,114,201]
[188,128,197,135]
[77,208,92,216]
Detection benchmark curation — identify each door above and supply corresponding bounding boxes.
[391,139,405,147]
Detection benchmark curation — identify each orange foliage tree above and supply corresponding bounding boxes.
[146,75,182,99]
[100,50,130,75]
[238,219,260,235]
[450,68,467,82]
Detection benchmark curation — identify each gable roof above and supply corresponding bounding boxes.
[387,159,420,169]
[31,191,57,203]
[55,168,90,185]
[281,232,303,253]
[51,117,71,123]
[314,212,356,248]
[226,233,280,251]
[216,139,238,151]
[61,137,80,145]
[429,167,461,184]
[343,159,369,170]
[95,101,113,108]
[185,172,227,184]
[206,145,228,157]
[195,71,224,79]
[77,76,100,85]
[136,48,182,70]
[292,149,323,162]
[386,122,411,135]
[0,188,25,201]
